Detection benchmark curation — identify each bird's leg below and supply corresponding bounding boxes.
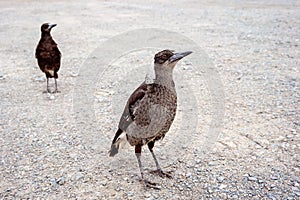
[148,141,173,178]
[148,142,161,170]
[53,78,60,93]
[135,145,159,189]
[135,146,144,179]
[46,77,51,93]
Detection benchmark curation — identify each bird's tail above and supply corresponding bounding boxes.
[109,128,127,157]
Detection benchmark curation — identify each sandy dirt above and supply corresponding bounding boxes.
[0,0,299,199]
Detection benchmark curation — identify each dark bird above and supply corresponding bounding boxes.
[109,49,192,188]
[35,23,61,93]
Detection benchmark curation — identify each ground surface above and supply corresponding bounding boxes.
[0,0,299,199]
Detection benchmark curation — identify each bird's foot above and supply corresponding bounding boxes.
[140,179,161,190]
[43,89,51,93]
[150,169,173,179]
[52,90,60,94]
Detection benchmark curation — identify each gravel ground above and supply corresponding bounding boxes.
[0,0,299,199]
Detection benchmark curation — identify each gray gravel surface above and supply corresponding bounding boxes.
[0,0,299,199]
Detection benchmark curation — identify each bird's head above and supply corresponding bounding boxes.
[154,49,192,69]
[41,23,57,33]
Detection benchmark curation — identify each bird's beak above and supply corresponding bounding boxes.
[48,23,57,29]
[169,51,193,63]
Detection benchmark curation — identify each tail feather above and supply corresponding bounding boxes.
[109,128,126,157]
[109,143,119,157]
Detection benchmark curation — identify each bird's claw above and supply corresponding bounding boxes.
[43,90,60,94]
[150,169,173,179]
[140,179,161,190]
[43,89,51,93]
[52,90,60,93]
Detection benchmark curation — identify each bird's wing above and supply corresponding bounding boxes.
[119,83,173,140]
[35,41,45,59]
[126,102,170,139]
[52,45,61,72]
[118,82,150,131]
[35,43,51,73]
[110,83,148,155]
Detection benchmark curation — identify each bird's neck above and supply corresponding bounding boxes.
[41,32,52,38]
[154,64,175,89]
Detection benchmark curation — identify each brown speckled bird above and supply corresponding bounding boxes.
[35,23,61,93]
[109,49,192,188]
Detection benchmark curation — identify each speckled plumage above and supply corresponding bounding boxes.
[109,49,192,188]
[123,82,177,146]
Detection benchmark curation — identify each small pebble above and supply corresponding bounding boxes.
[74,173,84,181]
[144,192,151,198]
[50,179,57,187]
[217,176,225,183]
[48,95,55,100]
[248,176,257,181]
[57,177,65,185]
[70,72,79,77]
[219,184,227,189]
[101,180,107,186]
[270,176,278,180]
[183,65,192,70]
[258,179,265,184]
[34,76,46,82]
[127,191,134,197]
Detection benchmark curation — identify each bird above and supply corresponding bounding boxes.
[35,23,61,93]
[109,49,192,188]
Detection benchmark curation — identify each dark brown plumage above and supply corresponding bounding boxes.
[109,49,192,188]
[35,23,61,93]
